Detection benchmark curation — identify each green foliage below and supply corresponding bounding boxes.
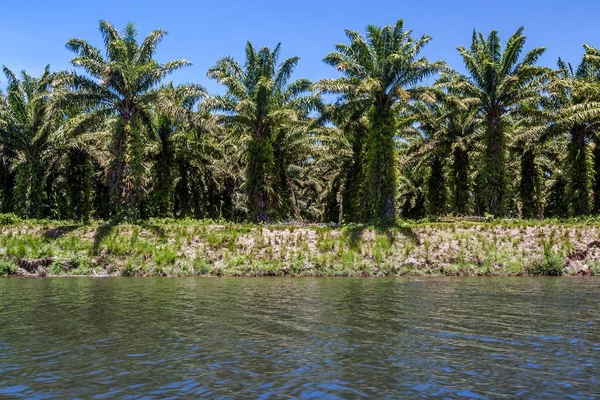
[445,27,549,216]
[0,66,65,219]
[320,19,444,221]
[65,149,94,221]
[425,153,447,216]
[208,42,317,222]
[565,126,591,216]
[1,20,600,224]
[525,250,564,276]
[0,260,17,276]
[59,21,195,221]
[0,213,21,226]
[519,149,543,218]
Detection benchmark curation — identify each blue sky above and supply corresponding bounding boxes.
[1,0,599,94]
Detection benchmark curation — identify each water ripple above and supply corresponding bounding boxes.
[0,277,599,398]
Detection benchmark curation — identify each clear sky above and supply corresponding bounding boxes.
[1,0,599,94]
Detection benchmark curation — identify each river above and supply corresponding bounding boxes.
[0,277,598,398]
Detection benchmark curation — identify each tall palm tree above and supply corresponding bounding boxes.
[56,20,191,220]
[207,42,318,222]
[551,49,600,215]
[445,27,548,216]
[0,66,65,218]
[318,102,368,223]
[319,19,444,221]
[409,90,481,215]
[509,102,555,218]
[149,83,207,218]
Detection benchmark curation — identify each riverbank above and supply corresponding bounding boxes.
[0,218,599,277]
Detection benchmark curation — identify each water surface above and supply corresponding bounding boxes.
[0,277,599,398]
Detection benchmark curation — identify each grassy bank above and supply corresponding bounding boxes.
[0,217,600,277]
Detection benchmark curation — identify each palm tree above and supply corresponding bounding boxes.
[56,20,191,220]
[318,102,368,223]
[550,49,600,216]
[319,19,444,221]
[445,27,548,216]
[207,42,317,222]
[149,83,207,218]
[510,103,555,218]
[409,90,481,215]
[0,66,65,218]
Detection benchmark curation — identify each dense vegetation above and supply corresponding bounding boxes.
[2,19,600,224]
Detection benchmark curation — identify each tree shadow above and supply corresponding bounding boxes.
[344,222,420,249]
[92,222,118,256]
[139,223,167,239]
[42,225,81,239]
[345,225,366,250]
[393,225,419,245]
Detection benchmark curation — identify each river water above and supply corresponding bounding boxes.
[0,277,598,398]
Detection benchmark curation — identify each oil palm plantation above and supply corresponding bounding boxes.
[319,19,445,221]
[0,66,66,218]
[207,42,318,222]
[444,27,549,216]
[56,20,191,220]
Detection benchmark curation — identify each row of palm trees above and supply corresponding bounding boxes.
[1,19,599,223]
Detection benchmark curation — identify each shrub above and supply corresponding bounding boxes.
[0,213,21,226]
[525,252,564,276]
[192,258,211,275]
[0,260,17,276]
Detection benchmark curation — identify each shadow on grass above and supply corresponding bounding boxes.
[42,225,81,239]
[344,221,420,249]
[140,223,167,239]
[92,222,118,256]
[91,221,169,255]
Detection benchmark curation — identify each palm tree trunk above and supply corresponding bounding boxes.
[107,122,128,220]
[247,137,274,223]
[453,146,469,215]
[152,124,175,218]
[566,124,590,216]
[15,161,45,219]
[66,148,93,222]
[365,105,396,222]
[592,137,600,214]
[545,172,568,218]
[0,151,15,213]
[273,139,292,220]
[174,158,191,218]
[108,119,145,221]
[519,149,541,219]
[341,129,365,223]
[483,111,507,216]
[426,153,446,216]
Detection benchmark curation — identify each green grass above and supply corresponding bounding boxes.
[0,216,600,277]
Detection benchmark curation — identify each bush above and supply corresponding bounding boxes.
[0,260,17,276]
[121,263,135,277]
[526,253,564,276]
[0,213,21,226]
[192,258,211,275]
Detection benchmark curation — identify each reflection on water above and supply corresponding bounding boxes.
[0,277,599,398]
